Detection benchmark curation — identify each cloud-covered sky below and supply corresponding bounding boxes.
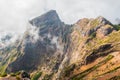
[0,0,120,34]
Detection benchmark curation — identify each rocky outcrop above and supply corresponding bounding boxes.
[5,10,71,76]
[29,10,61,27]
[75,16,114,37]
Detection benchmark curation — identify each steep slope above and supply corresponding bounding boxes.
[0,10,72,79]
[7,10,71,73]
[58,17,120,80]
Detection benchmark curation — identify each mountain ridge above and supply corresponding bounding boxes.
[0,10,120,80]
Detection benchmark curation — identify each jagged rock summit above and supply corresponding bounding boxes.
[5,10,71,75]
[29,10,61,27]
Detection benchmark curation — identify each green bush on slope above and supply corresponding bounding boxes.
[31,72,42,80]
[42,73,54,80]
[63,64,76,77]
[113,25,120,30]
[0,72,7,77]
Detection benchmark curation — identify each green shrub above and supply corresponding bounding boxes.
[63,64,76,77]
[90,32,96,39]
[113,25,120,30]
[16,76,21,80]
[0,72,7,77]
[15,71,21,75]
[31,72,42,80]
[10,73,16,76]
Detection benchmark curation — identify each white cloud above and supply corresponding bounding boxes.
[0,31,22,49]
[0,0,119,34]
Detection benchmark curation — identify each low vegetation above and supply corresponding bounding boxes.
[108,76,120,80]
[101,66,120,76]
[42,73,53,80]
[16,76,21,80]
[31,72,42,80]
[63,64,76,77]
[10,73,16,76]
[71,55,114,80]
[0,72,7,77]
[113,25,120,30]
[90,19,99,28]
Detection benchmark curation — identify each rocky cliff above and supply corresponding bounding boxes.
[0,10,120,80]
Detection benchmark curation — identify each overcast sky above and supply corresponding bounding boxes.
[0,0,120,34]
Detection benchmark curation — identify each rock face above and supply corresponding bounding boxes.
[62,16,115,65]
[0,10,120,80]
[6,10,68,72]
[29,10,61,27]
[58,17,120,80]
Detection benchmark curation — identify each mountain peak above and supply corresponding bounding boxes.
[29,10,61,27]
[96,16,112,25]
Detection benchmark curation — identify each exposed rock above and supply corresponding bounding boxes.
[96,24,114,38]
[85,43,112,64]
[6,10,71,76]
[29,10,61,27]
[74,16,114,38]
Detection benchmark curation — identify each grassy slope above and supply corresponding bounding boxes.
[70,30,120,80]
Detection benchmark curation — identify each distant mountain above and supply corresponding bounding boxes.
[0,33,12,48]
[0,32,21,49]
[0,10,120,80]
